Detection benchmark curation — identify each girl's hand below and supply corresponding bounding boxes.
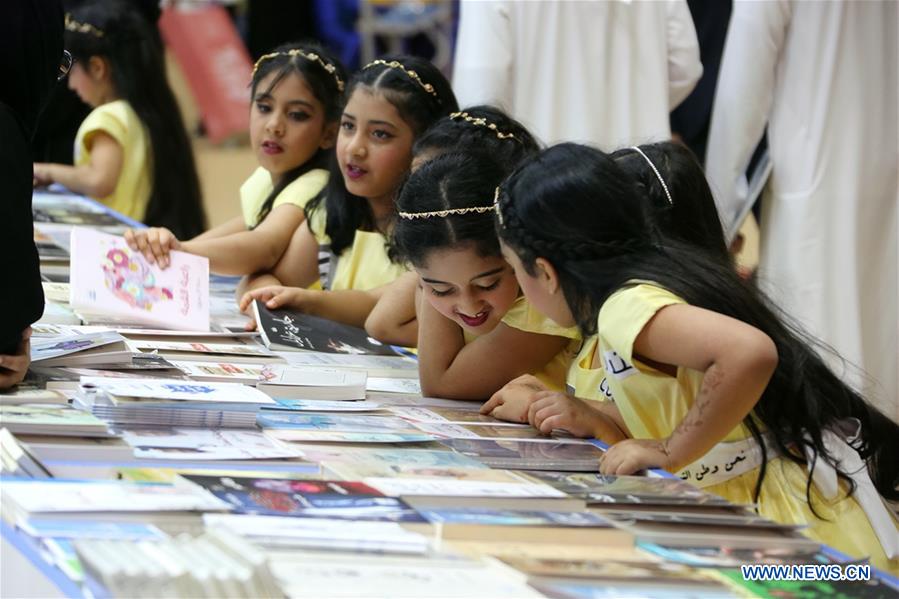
[33,163,54,187]
[599,438,673,475]
[239,286,310,313]
[526,391,608,438]
[0,328,32,389]
[124,227,181,269]
[480,374,549,423]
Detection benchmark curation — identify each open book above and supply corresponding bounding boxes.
[69,229,209,331]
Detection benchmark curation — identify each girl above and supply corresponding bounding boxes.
[365,105,543,347]
[484,141,733,422]
[124,42,346,275]
[33,1,205,239]
[238,56,457,327]
[494,143,899,571]
[392,152,581,400]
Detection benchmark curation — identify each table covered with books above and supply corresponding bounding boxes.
[2,189,896,598]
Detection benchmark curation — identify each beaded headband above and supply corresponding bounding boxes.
[449,112,518,141]
[253,49,345,92]
[363,59,437,97]
[65,14,105,38]
[630,146,673,205]
[398,205,494,220]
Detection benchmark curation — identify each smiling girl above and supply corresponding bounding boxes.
[239,56,457,327]
[391,152,580,400]
[124,42,345,276]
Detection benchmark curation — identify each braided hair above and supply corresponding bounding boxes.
[497,142,899,509]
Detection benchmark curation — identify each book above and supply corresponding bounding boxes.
[280,349,419,378]
[181,475,426,523]
[371,476,585,512]
[30,331,131,366]
[0,428,52,478]
[0,387,69,406]
[120,428,304,461]
[264,399,383,412]
[128,338,273,360]
[524,472,733,507]
[256,366,367,400]
[0,405,111,437]
[204,514,430,554]
[34,227,70,262]
[69,229,210,331]
[438,438,607,471]
[78,376,276,405]
[256,412,416,433]
[169,360,277,384]
[252,300,398,356]
[41,282,71,303]
[1,479,230,523]
[389,405,527,426]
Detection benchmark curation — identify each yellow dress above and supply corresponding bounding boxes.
[74,100,150,221]
[239,167,328,228]
[596,283,899,573]
[307,207,407,291]
[565,335,613,402]
[463,296,580,391]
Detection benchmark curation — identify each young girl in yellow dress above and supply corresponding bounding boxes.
[391,151,580,400]
[364,105,547,348]
[238,56,457,327]
[33,1,204,238]
[124,42,346,276]
[493,142,899,571]
[484,141,733,422]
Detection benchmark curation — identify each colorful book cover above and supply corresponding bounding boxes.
[257,412,417,433]
[253,300,398,356]
[419,508,610,527]
[438,438,607,471]
[181,475,426,522]
[69,229,209,331]
[30,331,127,363]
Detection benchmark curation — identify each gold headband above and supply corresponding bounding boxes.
[65,14,104,38]
[363,59,437,97]
[398,205,494,220]
[253,49,345,92]
[450,112,517,141]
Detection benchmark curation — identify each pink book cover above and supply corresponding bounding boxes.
[69,229,210,331]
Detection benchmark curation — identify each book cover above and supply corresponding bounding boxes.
[257,366,367,400]
[420,508,611,528]
[438,438,606,471]
[256,412,416,433]
[182,475,426,522]
[79,376,275,405]
[252,300,398,356]
[30,332,128,364]
[69,229,210,331]
[526,472,732,507]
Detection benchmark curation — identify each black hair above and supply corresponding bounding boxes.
[66,0,205,239]
[413,105,541,171]
[392,152,508,267]
[497,142,899,509]
[250,41,347,226]
[305,55,458,256]
[610,142,730,261]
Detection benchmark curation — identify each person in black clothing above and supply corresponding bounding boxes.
[0,0,65,387]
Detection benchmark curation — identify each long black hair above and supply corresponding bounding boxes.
[305,55,458,256]
[250,41,346,227]
[610,142,730,261]
[392,152,508,267]
[496,143,899,507]
[66,0,205,239]
[413,105,541,172]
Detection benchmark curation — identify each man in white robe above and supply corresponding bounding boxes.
[705,1,898,420]
[452,0,702,148]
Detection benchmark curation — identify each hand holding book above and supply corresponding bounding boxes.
[123,227,181,269]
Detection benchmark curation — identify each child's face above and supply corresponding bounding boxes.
[416,245,519,336]
[501,242,577,328]
[250,71,334,184]
[67,61,104,107]
[337,88,415,205]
